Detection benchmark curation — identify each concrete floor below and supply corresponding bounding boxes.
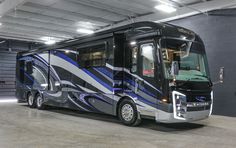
[0,102,236,148]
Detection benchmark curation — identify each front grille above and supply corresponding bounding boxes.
[187,105,211,111]
[186,93,211,102]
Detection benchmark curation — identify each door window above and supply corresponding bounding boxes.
[141,43,155,78]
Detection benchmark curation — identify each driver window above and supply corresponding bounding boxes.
[141,43,155,78]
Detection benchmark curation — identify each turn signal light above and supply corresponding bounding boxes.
[161,97,169,103]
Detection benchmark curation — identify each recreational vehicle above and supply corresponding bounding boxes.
[16,22,215,126]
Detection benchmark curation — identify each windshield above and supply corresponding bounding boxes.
[161,39,210,82]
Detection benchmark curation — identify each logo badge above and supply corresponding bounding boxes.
[195,96,206,102]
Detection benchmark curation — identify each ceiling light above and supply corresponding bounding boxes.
[0,22,2,26]
[77,21,95,29]
[40,37,56,45]
[77,28,94,34]
[44,40,56,45]
[155,4,177,13]
[40,36,51,41]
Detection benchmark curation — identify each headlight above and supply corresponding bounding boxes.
[172,91,187,120]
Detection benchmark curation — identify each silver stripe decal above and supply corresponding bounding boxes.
[40,54,112,94]
[106,63,160,93]
[68,95,89,112]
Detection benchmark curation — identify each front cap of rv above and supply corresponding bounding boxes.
[171,90,213,121]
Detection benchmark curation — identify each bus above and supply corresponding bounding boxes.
[16,21,215,126]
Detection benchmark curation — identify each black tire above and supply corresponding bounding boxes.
[27,93,36,108]
[35,94,46,110]
[118,99,141,126]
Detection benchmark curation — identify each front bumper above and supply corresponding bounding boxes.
[155,90,212,123]
[155,109,210,123]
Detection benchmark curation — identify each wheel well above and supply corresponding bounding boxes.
[116,96,134,116]
[26,91,40,100]
[34,92,40,98]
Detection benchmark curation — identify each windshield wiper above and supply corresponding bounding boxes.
[176,77,205,87]
[177,78,192,87]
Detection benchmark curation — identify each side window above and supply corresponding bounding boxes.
[31,67,47,85]
[26,61,33,74]
[65,49,78,62]
[78,43,106,68]
[131,46,138,73]
[90,50,106,67]
[141,43,155,78]
[19,60,25,83]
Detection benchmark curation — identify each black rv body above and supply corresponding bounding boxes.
[16,22,213,125]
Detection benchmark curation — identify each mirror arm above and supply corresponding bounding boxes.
[212,80,223,85]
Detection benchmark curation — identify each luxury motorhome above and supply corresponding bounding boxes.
[16,21,214,126]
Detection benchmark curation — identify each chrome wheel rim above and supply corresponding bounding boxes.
[121,104,134,122]
[28,95,34,106]
[37,96,43,107]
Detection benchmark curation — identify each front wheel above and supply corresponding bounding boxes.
[118,99,141,126]
[36,94,46,110]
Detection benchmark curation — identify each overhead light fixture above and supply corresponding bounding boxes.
[40,36,56,45]
[77,28,95,34]
[44,40,56,45]
[155,4,177,13]
[76,21,95,29]
[0,22,2,26]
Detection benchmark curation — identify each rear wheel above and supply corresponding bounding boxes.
[118,99,141,126]
[27,93,36,108]
[36,94,46,110]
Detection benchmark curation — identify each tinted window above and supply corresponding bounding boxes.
[141,43,155,78]
[19,60,25,83]
[78,44,106,68]
[31,67,47,84]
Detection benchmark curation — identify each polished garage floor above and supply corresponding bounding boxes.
[0,101,236,148]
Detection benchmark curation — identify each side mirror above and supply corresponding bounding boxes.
[219,67,224,83]
[171,61,179,76]
[213,67,224,85]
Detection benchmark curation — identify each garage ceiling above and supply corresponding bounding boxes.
[0,0,236,43]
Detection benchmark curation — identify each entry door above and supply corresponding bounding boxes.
[131,41,159,108]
